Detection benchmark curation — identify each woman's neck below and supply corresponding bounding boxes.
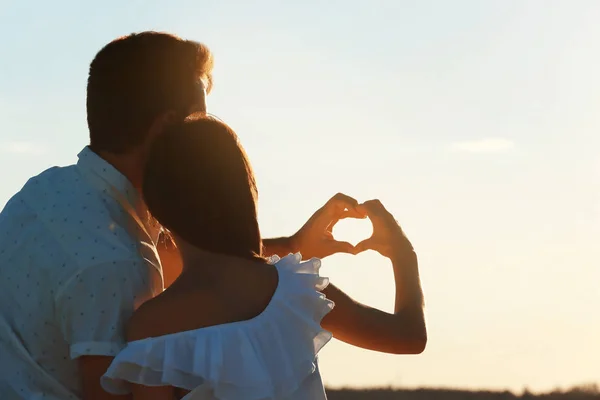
[177,239,229,275]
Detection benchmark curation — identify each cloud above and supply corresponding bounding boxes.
[0,141,47,155]
[450,138,515,153]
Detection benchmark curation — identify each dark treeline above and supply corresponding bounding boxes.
[326,385,600,400]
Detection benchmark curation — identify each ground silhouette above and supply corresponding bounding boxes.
[325,384,600,400]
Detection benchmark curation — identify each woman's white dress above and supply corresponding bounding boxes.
[101,253,334,400]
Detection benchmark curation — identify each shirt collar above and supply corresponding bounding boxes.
[76,147,163,245]
[76,146,139,206]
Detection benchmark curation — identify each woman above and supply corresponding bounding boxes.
[101,116,426,399]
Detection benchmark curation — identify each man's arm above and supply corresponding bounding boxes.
[56,260,156,400]
[80,356,176,400]
[79,357,131,400]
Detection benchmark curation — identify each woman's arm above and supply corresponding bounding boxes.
[320,200,426,354]
[262,236,295,258]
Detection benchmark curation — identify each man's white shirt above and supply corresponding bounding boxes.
[0,147,163,399]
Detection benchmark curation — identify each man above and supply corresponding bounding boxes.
[0,32,370,399]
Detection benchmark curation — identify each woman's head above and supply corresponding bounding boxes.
[143,115,263,261]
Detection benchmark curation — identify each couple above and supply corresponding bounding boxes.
[0,32,426,400]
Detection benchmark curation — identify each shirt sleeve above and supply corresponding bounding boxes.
[55,259,155,359]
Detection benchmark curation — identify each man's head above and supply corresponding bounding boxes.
[86,32,213,155]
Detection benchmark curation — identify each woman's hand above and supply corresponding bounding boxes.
[354,200,415,260]
[289,193,366,259]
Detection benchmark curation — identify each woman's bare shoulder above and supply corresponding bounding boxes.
[126,288,210,342]
[126,259,279,343]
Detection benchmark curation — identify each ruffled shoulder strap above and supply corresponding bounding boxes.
[101,253,333,400]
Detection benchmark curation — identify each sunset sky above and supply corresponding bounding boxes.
[1,0,599,393]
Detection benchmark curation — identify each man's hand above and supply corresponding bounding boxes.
[79,356,131,400]
[290,193,366,259]
[354,200,414,259]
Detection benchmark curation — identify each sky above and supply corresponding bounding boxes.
[1,0,599,393]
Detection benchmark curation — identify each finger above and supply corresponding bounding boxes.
[358,199,386,214]
[316,194,364,228]
[354,238,374,254]
[326,216,340,233]
[331,192,360,207]
[329,240,355,255]
[309,194,363,232]
[326,209,364,233]
[342,207,367,219]
[325,208,346,232]
[325,193,361,215]
[360,200,397,225]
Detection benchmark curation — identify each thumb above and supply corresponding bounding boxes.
[330,240,355,255]
[354,238,375,255]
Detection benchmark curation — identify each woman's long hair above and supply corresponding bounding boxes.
[143,115,264,261]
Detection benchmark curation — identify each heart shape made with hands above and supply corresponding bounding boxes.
[331,215,374,248]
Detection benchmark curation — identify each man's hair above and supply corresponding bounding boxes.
[143,115,264,261]
[86,31,213,154]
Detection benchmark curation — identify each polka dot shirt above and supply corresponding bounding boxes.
[0,147,163,399]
